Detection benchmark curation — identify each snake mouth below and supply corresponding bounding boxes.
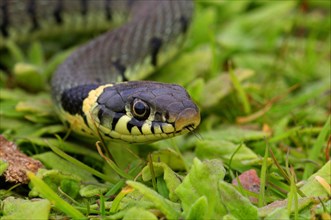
[174,108,200,132]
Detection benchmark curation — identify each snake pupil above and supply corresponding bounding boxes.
[132,99,150,120]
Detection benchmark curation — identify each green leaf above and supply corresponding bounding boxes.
[33,152,96,182]
[195,140,259,171]
[258,197,317,218]
[219,181,258,219]
[141,162,181,201]
[123,207,157,220]
[28,41,44,66]
[300,160,331,197]
[28,169,81,199]
[175,158,226,219]
[127,180,181,220]
[79,185,109,198]
[27,171,85,219]
[186,196,208,220]
[13,63,46,92]
[156,177,170,199]
[265,208,289,220]
[20,138,100,160]
[2,197,51,220]
[150,148,187,171]
[218,1,295,51]
[189,6,217,47]
[199,126,270,143]
[150,47,212,86]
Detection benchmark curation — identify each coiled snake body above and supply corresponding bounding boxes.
[1,0,200,143]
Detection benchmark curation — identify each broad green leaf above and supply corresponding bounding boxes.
[13,63,46,91]
[123,207,157,220]
[127,181,181,220]
[150,148,186,171]
[219,181,258,219]
[2,197,51,220]
[175,158,226,219]
[199,126,270,143]
[196,140,259,171]
[156,177,169,199]
[29,169,82,199]
[80,184,109,198]
[27,171,85,219]
[258,197,317,218]
[265,208,289,220]
[186,196,208,220]
[300,160,331,197]
[141,162,181,201]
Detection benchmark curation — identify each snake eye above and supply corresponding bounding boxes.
[132,99,150,120]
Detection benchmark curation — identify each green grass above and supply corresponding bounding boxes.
[0,1,330,219]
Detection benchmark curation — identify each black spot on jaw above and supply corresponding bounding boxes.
[0,0,9,37]
[127,121,134,133]
[111,112,123,130]
[61,84,98,116]
[53,0,63,24]
[151,122,155,134]
[127,118,144,134]
[26,0,40,31]
[112,59,128,81]
[179,15,189,34]
[105,0,112,21]
[149,37,163,66]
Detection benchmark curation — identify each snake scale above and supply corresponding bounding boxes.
[1,0,200,143]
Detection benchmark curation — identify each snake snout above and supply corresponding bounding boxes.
[174,107,200,132]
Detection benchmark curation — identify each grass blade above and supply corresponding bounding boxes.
[27,171,86,219]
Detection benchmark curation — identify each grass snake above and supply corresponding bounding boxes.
[1,0,200,143]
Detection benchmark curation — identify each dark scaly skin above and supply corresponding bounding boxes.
[1,0,200,143]
[51,0,194,101]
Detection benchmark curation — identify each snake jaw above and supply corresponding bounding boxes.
[174,107,200,132]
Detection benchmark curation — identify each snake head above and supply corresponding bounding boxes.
[90,81,200,143]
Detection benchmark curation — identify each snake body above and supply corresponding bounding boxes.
[1,0,200,143]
